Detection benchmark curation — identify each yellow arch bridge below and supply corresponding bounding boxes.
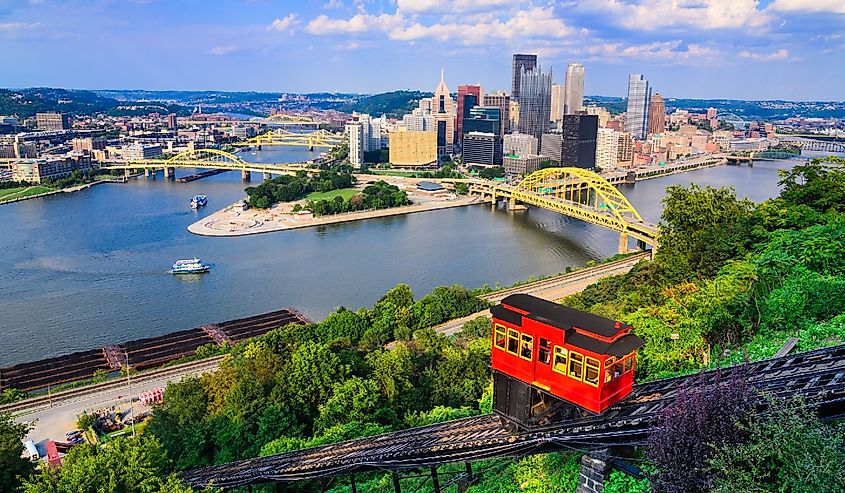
[233,129,345,149]
[103,149,318,180]
[469,167,659,255]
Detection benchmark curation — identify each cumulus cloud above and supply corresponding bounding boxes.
[306,6,569,45]
[580,0,771,30]
[396,0,512,13]
[738,48,791,61]
[207,46,236,56]
[306,12,403,35]
[585,40,720,63]
[267,14,298,33]
[768,0,845,14]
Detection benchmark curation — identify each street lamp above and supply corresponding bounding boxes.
[124,350,136,437]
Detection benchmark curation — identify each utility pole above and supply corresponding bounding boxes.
[125,350,136,437]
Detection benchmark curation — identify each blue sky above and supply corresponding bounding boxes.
[1,0,844,100]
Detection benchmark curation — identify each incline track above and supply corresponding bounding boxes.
[184,343,845,489]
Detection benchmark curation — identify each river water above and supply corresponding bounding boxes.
[0,150,828,365]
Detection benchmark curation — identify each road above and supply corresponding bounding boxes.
[12,358,222,449]
[10,252,647,450]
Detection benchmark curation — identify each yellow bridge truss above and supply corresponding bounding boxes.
[103,148,317,175]
[234,129,345,149]
[488,167,659,247]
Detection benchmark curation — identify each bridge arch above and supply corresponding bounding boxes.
[167,148,247,165]
[495,167,658,251]
[266,114,314,123]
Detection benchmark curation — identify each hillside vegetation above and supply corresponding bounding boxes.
[5,157,845,493]
[339,90,432,118]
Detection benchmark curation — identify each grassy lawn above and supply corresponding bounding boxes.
[305,188,360,201]
[0,186,55,202]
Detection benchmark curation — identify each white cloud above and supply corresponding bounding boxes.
[396,0,512,13]
[267,14,298,33]
[323,0,343,8]
[580,0,771,30]
[207,45,236,56]
[585,40,720,63]
[738,48,790,61]
[768,0,845,14]
[306,12,403,35]
[0,22,43,31]
[306,6,569,45]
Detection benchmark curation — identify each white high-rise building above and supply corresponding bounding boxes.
[345,121,365,168]
[402,108,435,132]
[563,63,585,116]
[596,128,619,170]
[550,84,564,123]
[503,132,538,157]
[626,74,651,140]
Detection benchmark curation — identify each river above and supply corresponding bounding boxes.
[0,150,830,365]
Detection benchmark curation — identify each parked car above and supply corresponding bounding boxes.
[68,436,84,445]
[65,430,81,439]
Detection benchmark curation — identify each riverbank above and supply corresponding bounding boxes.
[188,193,484,237]
[0,177,127,205]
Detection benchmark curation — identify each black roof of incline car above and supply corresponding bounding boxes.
[492,294,644,357]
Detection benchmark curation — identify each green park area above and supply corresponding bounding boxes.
[305,188,360,202]
[0,186,55,202]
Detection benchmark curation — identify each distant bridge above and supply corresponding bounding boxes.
[470,168,658,254]
[233,129,346,149]
[716,112,750,128]
[778,137,845,153]
[103,149,318,180]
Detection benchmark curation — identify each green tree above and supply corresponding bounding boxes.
[0,412,33,493]
[76,412,95,432]
[710,396,845,493]
[286,341,349,411]
[316,377,383,431]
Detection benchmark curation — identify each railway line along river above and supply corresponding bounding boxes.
[0,149,834,365]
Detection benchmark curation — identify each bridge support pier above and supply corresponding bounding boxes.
[144,168,151,178]
[124,168,130,179]
[241,170,251,181]
[263,172,272,181]
[617,233,629,255]
[163,167,174,179]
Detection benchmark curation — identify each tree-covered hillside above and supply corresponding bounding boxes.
[339,90,432,118]
[0,88,186,118]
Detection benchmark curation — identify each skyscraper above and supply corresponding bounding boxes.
[561,114,598,169]
[433,70,456,155]
[511,54,537,100]
[517,65,553,142]
[626,74,651,140]
[550,84,564,123]
[563,63,585,116]
[483,92,510,136]
[647,93,666,136]
[456,84,482,145]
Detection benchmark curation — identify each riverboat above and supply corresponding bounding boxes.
[191,195,208,209]
[171,258,210,274]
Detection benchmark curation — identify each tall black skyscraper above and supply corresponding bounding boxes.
[511,54,537,100]
[561,114,598,169]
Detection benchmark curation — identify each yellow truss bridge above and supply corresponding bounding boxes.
[471,167,659,254]
[103,148,318,178]
[233,129,345,149]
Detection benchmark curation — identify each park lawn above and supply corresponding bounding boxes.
[305,188,360,201]
[0,186,55,202]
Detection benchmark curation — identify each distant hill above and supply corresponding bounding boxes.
[339,90,433,118]
[0,88,187,118]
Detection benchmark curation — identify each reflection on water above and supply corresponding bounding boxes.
[0,150,829,365]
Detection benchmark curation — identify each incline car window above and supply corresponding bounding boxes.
[553,346,567,374]
[584,357,600,386]
[507,329,519,354]
[538,338,551,364]
[494,324,506,349]
[604,357,615,383]
[519,334,533,360]
[569,352,584,380]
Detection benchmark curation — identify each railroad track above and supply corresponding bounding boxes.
[480,252,649,304]
[0,356,225,416]
[183,343,845,489]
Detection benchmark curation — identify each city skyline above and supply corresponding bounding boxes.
[1,1,844,100]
